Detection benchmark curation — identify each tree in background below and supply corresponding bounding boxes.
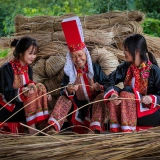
[0,0,159,37]
[0,0,96,36]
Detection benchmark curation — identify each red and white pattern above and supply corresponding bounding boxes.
[133,89,158,118]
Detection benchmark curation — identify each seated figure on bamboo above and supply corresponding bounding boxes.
[0,37,51,134]
[104,34,160,132]
[48,16,112,134]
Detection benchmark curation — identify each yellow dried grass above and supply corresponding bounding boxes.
[45,55,65,77]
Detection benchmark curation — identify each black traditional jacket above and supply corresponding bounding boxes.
[0,62,32,122]
[60,62,112,122]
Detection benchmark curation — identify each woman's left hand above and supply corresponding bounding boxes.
[141,96,152,105]
[92,82,101,91]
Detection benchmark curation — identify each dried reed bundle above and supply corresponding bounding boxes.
[50,29,114,46]
[1,127,160,159]
[144,34,160,58]
[45,55,65,77]
[104,46,125,61]
[15,13,75,33]
[32,58,47,77]
[18,21,55,32]
[44,78,60,96]
[57,69,64,82]
[110,21,143,41]
[156,58,160,67]
[79,10,145,30]
[84,29,114,45]
[0,37,13,48]
[32,73,46,83]
[14,31,54,46]
[38,41,68,58]
[15,14,55,32]
[90,47,119,75]
[15,11,145,33]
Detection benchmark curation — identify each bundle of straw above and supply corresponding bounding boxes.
[57,69,64,82]
[45,55,65,77]
[90,47,119,75]
[38,41,68,58]
[1,127,160,159]
[15,11,145,33]
[32,58,47,78]
[44,78,60,97]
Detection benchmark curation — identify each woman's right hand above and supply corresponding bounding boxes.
[110,93,121,105]
[23,83,36,96]
[66,84,79,95]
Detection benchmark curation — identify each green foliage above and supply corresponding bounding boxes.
[0,48,10,58]
[142,18,160,37]
[0,0,97,36]
[0,0,159,37]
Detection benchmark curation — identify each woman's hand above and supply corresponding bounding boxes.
[110,93,121,105]
[92,82,102,91]
[66,84,79,95]
[141,96,152,105]
[23,83,36,96]
[47,94,52,101]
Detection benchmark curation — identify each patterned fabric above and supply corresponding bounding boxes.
[74,64,94,101]
[69,42,86,52]
[10,59,30,89]
[24,83,49,126]
[124,61,152,95]
[109,91,137,132]
[64,47,94,84]
[48,93,106,133]
[90,93,107,131]
[10,59,28,75]
[48,95,72,132]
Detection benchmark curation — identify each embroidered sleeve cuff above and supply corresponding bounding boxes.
[150,95,157,109]
[104,88,115,100]
[64,88,74,99]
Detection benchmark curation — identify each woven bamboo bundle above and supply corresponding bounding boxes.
[45,55,65,77]
[1,127,160,159]
[0,37,13,49]
[51,29,114,46]
[104,46,125,62]
[15,11,145,33]
[54,11,145,31]
[90,47,119,75]
[15,13,76,33]
[32,58,47,77]
[38,41,68,58]
[57,69,64,82]
[44,78,60,96]
[144,34,160,58]
[32,73,46,83]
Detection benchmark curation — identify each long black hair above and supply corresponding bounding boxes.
[123,34,158,67]
[10,36,38,60]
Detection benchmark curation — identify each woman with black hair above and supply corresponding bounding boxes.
[0,36,50,134]
[104,34,160,132]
